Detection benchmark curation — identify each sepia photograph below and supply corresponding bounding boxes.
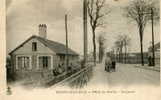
[4,0,160,97]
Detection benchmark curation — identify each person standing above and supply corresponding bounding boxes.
[148,56,152,66]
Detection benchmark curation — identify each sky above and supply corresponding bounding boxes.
[6,0,160,55]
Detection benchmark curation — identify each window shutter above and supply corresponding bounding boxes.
[29,57,32,70]
[22,57,24,68]
[16,57,19,70]
[50,56,53,70]
[37,56,40,70]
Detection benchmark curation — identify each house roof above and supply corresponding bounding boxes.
[9,35,79,56]
[148,42,160,52]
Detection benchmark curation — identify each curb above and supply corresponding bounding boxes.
[135,65,160,72]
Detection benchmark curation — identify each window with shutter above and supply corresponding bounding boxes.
[39,56,51,69]
[17,56,30,70]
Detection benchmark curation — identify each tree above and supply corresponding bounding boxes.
[125,0,157,66]
[87,0,110,65]
[114,36,124,63]
[114,34,131,63]
[122,35,131,63]
[97,33,106,63]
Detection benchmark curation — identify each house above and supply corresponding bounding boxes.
[148,42,160,65]
[9,24,79,83]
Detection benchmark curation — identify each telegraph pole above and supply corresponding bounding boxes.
[83,0,88,66]
[151,8,155,66]
[65,14,69,70]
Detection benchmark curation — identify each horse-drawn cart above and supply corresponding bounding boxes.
[105,57,116,72]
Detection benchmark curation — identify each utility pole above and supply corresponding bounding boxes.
[151,8,155,66]
[83,0,88,66]
[65,14,69,70]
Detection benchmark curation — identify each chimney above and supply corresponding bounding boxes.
[38,24,47,39]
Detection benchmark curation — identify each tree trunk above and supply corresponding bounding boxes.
[119,51,121,63]
[139,26,144,66]
[101,45,104,62]
[92,29,96,66]
[117,51,119,62]
[125,45,127,64]
[140,40,144,66]
[120,47,123,63]
[118,51,120,62]
[100,44,104,63]
[99,43,101,63]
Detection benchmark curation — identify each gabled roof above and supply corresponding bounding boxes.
[148,42,160,52]
[9,35,78,56]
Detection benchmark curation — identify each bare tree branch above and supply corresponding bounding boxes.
[87,0,110,65]
[124,0,159,65]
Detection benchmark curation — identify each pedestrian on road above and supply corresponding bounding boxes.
[148,56,152,66]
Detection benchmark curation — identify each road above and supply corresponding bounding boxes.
[88,63,160,87]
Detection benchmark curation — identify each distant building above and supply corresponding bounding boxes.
[9,24,79,83]
[148,42,160,65]
[107,52,149,64]
[125,52,149,64]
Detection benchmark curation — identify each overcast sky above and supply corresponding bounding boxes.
[6,0,160,55]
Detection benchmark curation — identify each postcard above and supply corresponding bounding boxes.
[0,0,161,100]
